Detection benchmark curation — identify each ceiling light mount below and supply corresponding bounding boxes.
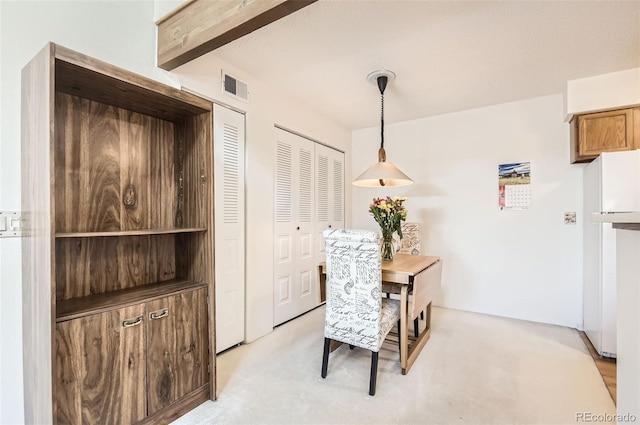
[366,70,396,85]
[353,70,413,188]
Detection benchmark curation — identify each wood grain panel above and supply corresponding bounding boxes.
[156,0,317,70]
[150,118,177,228]
[121,110,150,230]
[579,108,634,157]
[55,93,122,232]
[579,331,617,404]
[55,45,212,119]
[56,95,187,233]
[146,288,209,415]
[21,42,55,425]
[55,236,119,300]
[56,280,207,322]
[137,384,209,425]
[174,114,213,285]
[408,259,442,320]
[118,235,152,290]
[54,92,81,232]
[56,235,176,300]
[150,234,178,285]
[55,227,206,238]
[87,100,122,231]
[175,233,207,283]
[55,304,146,424]
[182,114,212,229]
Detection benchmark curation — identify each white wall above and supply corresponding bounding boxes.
[352,94,584,328]
[170,55,352,342]
[0,2,174,423]
[154,0,184,21]
[565,67,640,119]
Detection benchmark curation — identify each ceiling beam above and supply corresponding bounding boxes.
[156,0,317,71]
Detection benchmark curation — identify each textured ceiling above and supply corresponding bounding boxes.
[198,0,640,130]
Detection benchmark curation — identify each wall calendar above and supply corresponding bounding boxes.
[498,162,531,210]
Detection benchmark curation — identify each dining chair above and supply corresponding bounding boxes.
[399,222,421,255]
[392,222,425,335]
[321,228,401,396]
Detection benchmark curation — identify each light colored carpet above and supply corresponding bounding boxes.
[171,306,615,425]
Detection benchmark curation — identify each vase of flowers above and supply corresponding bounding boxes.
[369,196,408,260]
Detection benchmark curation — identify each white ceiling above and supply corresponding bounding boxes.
[202,0,640,130]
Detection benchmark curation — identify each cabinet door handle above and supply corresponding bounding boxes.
[149,308,169,320]
[122,316,143,328]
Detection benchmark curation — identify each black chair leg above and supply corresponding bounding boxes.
[349,344,355,350]
[421,311,424,320]
[414,317,419,338]
[321,338,330,378]
[369,351,379,396]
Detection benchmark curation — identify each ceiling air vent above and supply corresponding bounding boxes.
[222,71,248,102]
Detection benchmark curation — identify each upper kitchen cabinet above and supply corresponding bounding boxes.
[570,107,640,163]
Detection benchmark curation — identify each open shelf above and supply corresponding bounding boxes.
[55,227,207,238]
[56,279,208,322]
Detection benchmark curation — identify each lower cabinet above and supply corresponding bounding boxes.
[146,289,209,415]
[55,288,208,424]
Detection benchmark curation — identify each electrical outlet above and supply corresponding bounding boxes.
[0,211,22,237]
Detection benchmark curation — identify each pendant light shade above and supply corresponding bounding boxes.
[352,161,413,187]
[352,70,413,187]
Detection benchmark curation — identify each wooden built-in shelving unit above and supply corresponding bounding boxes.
[22,43,216,424]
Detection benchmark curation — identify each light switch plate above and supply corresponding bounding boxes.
[0,211,22,237]
[564,212,577,225]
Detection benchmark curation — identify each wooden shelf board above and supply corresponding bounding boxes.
[55,227,207,238]
[56,279,207,322]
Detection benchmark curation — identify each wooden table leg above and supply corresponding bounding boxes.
[405,301,432,374]
[400,285,408,374]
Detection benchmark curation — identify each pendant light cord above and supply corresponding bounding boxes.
[377,75,387,150]
[380,91,384,149]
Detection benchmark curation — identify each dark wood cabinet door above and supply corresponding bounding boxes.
[55,304,146,425]
[146,288,209,415]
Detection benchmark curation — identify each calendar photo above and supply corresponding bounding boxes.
[498,162,531,210]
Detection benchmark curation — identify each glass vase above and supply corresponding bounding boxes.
[380,229,396,261]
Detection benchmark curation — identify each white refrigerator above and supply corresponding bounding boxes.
[583,149,640,358]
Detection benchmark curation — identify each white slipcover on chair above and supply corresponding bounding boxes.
[321,228,401,396]
[399,222,421,255]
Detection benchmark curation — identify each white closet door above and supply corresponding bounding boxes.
[274,129,317,325]
[214,104,245,353]
[315,144,345,263]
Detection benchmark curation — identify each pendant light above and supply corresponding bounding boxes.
[352,70,413,187]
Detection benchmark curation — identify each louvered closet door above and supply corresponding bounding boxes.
[274,129,316,325]
[214,104,245,352]
[315,144,345,263]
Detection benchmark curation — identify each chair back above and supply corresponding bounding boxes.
[399,222,421,255]
[323,228,382,351]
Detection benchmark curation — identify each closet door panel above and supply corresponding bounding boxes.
[314,145,345,263]
[273,129,316,325]
[214,104,246,353]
